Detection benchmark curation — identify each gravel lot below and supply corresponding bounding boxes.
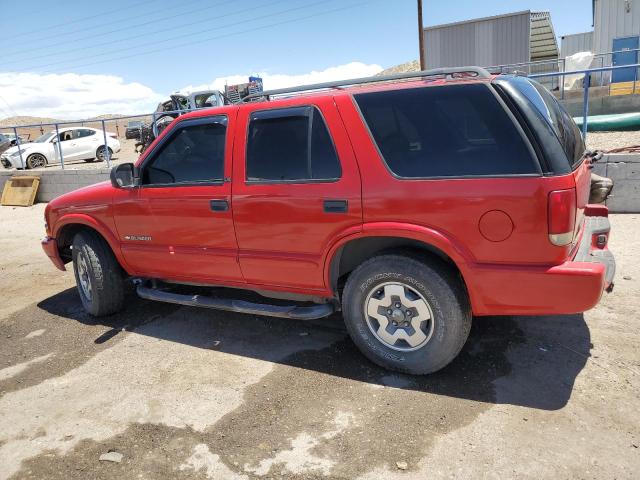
[0,205,638,480]
[587,131,640,151]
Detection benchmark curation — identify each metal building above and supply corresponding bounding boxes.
[559,1,639,85]
[593,0,640,57]
[560,31,594,59]
[422,10,559,70]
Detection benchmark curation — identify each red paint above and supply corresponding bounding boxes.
[478,210,514,242]
[42,77,611,316]
[41,236,65,271]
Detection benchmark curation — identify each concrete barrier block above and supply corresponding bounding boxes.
[607,162,640,181]
[592,163,607,177]
[607,180,640,213]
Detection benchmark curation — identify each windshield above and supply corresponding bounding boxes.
[509,77,585,168]
[128,121,142,128]
[34,132,55,143]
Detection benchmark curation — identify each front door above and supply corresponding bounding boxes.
[54,129,85,163]
[112,109,243,284]
[232,97,362,293]
[612,36,639,83]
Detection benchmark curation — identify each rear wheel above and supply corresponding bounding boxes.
[72,230,125,316]
[95,146,113,162]
[342,254,471,375]
[26,153,47,169]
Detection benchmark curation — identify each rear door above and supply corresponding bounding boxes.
[231,97,362,292]
[76,129,100,159]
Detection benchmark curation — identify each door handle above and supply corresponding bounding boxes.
[210,200,229,212]
[323,199,348,213]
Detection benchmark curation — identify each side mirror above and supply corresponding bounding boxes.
[110,162,136,188]
[51,138,58,144]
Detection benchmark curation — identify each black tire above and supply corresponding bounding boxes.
[95,146,113,162]
[72,230,125,316]
[342,254,471,375]
[26,153,47,169]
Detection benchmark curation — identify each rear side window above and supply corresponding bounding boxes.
[77,129,96,138]
[246,106,341,182]
[509,77,585,167]
[354,84,539,178]
[142,118,226,185]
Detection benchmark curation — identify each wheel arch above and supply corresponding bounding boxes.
[324,224,474,301]
[54,214,131,274]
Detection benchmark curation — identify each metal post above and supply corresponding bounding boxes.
[54,124,64,169]
[417,0,426,70]
[600,56,604,87]
[582,73,590,139]
[560,59,565,100]
[634,64,638,95]
[13,127,24,169]
[101,120,111,168]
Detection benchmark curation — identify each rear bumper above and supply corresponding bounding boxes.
[468,208,615,316]
[42,236,66,271]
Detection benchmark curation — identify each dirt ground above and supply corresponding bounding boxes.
[0,205,638,480]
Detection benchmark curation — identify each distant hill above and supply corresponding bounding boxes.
[376,60,420,76]
[0,114,128,127]
[0,116,62,127]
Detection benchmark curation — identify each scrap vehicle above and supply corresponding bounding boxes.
[42,67,615,375]
[2,127,120,169]
[125,120,144,140]
[135,90,226,155]
[0,133,11,155]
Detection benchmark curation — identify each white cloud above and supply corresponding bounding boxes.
[180,61,384,95]
[0,62,383,121]
[0,72,164,120]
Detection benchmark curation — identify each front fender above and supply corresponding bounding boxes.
[52,213,132,274]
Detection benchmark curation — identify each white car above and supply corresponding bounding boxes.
[1,127,121,169]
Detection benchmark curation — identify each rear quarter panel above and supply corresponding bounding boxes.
[334,94,577,267]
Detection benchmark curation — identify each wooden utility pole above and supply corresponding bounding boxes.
[417,0,426,70]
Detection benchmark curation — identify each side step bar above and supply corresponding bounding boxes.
[136,286,336,320]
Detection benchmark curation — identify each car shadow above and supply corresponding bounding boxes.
[38,287,591,411]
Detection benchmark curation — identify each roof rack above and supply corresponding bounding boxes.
[240,66,492,103]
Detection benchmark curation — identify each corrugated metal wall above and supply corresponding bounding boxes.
[560,31,594,58]
[593,0,640,56]
[423,11,531,69]
[592,0,640,84]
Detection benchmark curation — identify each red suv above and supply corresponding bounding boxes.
[42,68,615,374]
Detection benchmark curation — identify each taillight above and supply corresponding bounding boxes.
[548,188,576,246]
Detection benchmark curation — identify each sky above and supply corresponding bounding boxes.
[0,0,594,119]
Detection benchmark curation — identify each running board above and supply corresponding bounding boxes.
[136,286,335,320]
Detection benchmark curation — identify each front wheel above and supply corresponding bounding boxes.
[342,254,471,375]
[26,153,47,169]
[72,230,125,316]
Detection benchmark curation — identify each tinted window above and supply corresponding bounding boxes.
[510,77,585,167]
[246,106,341,182]
[142,120,226,185]
[355,84,538,178]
